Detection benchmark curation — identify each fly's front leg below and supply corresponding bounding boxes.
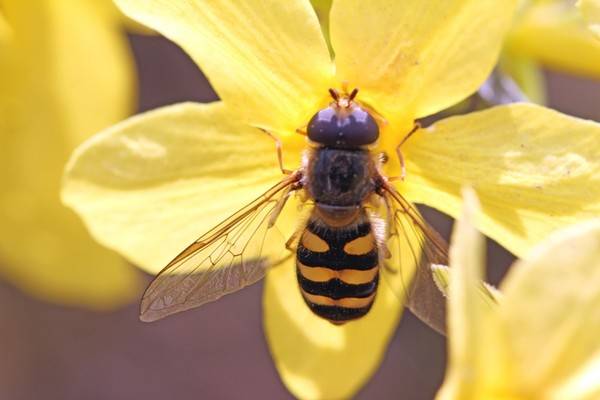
[260,128,293,175]
[394,148,406,182]
[388,122,421,182]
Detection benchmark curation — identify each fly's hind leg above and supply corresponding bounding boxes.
[268,187,294,228]
[382,194,399,274]
[267,187,304,252]
[285,229,302,253]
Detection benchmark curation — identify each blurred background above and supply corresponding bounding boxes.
[2,5,600,400]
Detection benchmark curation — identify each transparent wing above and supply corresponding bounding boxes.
[378,180,449,334]
[140,172,302,322]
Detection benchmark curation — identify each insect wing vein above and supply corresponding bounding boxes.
[380,181,449,334]
[140,173,301,322]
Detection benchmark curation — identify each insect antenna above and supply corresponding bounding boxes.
[348,88,359,101]
[328,88,340,101]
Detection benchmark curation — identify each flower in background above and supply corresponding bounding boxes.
[579,0,600,38]
[501,0,600,103]
[61,0,600,399]
[0,0,140,308]
[438,188,600,400]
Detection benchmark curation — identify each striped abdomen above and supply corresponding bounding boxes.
[296,210,379,324]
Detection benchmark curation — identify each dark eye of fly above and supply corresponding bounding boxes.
[307,105,379,148]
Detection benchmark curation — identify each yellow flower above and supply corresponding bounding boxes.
[502,0,600,103]
[309,0,600,105]
[438,188,600,400]
[61,1,600,398]
[310,0,333,55]
[0,0,140,308]
[579,0,600,38]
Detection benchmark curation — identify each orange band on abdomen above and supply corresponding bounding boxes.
[297,262,379,285]
[302,292,376,309]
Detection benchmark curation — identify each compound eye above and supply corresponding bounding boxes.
[307,106,379,148]
[344,107,379,146]
[307,107,339,145]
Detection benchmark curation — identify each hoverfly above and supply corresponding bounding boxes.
[139,88,448,327]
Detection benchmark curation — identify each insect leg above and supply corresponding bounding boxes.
[285,229,302,252]
[388,122,422,181]
[268,185,294,228]
[382,194,398,273]
[295,127,307,136]
[260,128,293,175]
[398,121,422,148]
[395,149,407,182]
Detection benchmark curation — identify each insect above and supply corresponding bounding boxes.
[139,88,448,326]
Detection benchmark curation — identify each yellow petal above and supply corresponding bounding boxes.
[403,103,600,257]
[499,220,600,397]
[114,0,334,136]
[329,0,518,121]
[95,0,155,35]
[62,102,284,273]
[506,1,600,78]
[0,0,138,308]
[263,257,404,400]
[0,9,10,42]
[446,188,488,383]
[0,198,140,310]
[4,0,135,145]
[431,264,502,303]
[437,189,507,400]
[579,0,600,38]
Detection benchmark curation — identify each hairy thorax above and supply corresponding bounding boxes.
[305,147,376,209]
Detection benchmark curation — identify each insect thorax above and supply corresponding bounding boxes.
[306,147,375,209]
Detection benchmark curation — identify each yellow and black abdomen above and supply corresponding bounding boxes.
[296,212,379,324]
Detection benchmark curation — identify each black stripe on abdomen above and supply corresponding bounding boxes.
[297,246,377,269]
[296,215,379,323]
[296,220,378,270]
[297,270,379,299]
[305,303,375,322]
